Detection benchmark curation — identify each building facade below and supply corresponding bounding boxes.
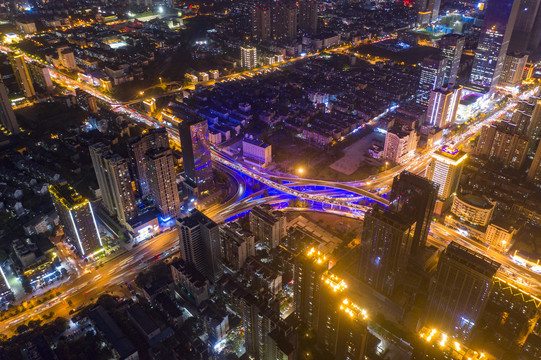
[426,85,462,128]
[426,146,467,199]
[416,55,447,107]
[439,34,465,86]
[9,52,35,98]
[249,204,286,249]
[0,80,19,134]
[146,148,181,219]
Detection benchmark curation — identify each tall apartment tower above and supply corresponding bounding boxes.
[527,140,541,184]
[127,127,169,197]
[49,182,102,256]
[145,148,181,219]
[299,0,318,35]
[357,205,416,297]
[240,46,257,69]
[251,4,272,41]
[500,52,529,86]
[176,209,222,283]
[470,0,521,92]
[439,34,465,86]
[178,115,214,196]
[509,0,541,52]
[424,242,500,341]
[475,121,529,170]
[273,3,298,41]
[294,248,329,329]
[249,204,286,249]
[89,144,137,226]
[426,85,462,128]
[9,52,35,98]
[0,80,19,134]
[389,171,439,254]
[416,0,441,24]
[416,55,447,107]
[220,222,255,271]
[426,146,467,200]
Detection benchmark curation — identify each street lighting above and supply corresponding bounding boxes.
[298,168,304,175]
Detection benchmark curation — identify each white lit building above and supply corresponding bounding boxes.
[242,138,272,166]
[241,46,257,69]
[383,127,418,163]
[426,146,467,199]
[485,222,516,252]
[451,194,495,227]
[426,85,462,128]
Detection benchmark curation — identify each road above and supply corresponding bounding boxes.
[0,230,179,337]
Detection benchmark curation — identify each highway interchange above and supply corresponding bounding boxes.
[1,42,540,338]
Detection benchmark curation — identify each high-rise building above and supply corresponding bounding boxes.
[439,34,465,86]
[146,148,181,219]
[0,80,19,134]
[177,209,222,283]
[500,52,529,86]
[273,3,297,41]
[509,0,541,52]
[426,85,462,128]
[220,222,255,271]
[251,5,272,41]
[475,121,529,170]
[28,62,53,91]
[357,205,416,297]
[424,242,500,341]
[89,143,116,215]
[389,171,439,254]
[176,112,214,196]
[416,55,447,107]
[103,154,137,225]
[416,0,441,24]
[249,204,286,249]
[294,248,330,329]
[9,52,35,98]
[299,0,318,35]
[469,0,521,92]
[527,140,541,184]
[240,46,257,69]
[383,126,418,164]
[127,127,170,197]
[49,182,102,256]
[426,146,467,199]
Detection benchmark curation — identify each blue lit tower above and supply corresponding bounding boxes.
[177,112,214,196]
[470,0,521,92]
[424,242,500,341]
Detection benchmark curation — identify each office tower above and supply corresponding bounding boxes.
[294,248,330,329]
[127,127,169,197]
[439,34,465,85]
[383,126,418,164]
[9,52,35,98]
[426,85,462,128]
[177,209,222,283]
[500,52,529,86]
[273,3,297,41]
[251,4,272,41]
[424,242,500,341]
[249,204,286,249]
[509,0,541,52]
[390,171,439,254]
[220,222,255,271]
[470,0,521,92]
[178,115,214,195]
[299,0,318,35]
[527,140,541,183]
[357,205,416,297]
[146,148,181,219]
[49,182,102,256]
[0,80,19,134]
[426,146,467,199]
[416,55,447,107]
[240,46,257,69]
[475,121,529,170]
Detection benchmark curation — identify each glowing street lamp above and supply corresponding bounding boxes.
[298,168,304,175]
